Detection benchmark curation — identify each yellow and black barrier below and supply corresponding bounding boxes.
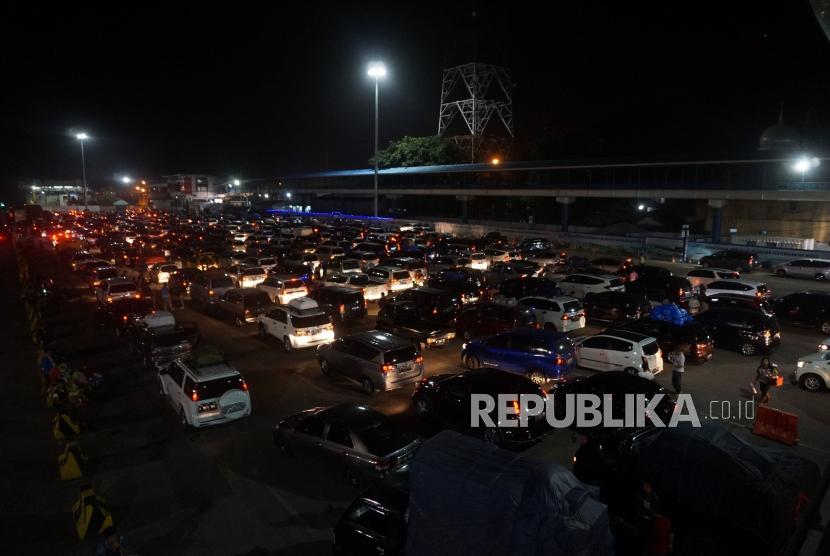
[72,485,113,540]
[58,442,86,480]
[53,413,80,440]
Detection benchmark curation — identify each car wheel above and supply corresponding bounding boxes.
[414,395,432,416]
[623,367,640,376]
[346,467,365,489]
[464,354,481,370]
[361,377,375,395]
[821,321,830,335]
[776,269,786,277]
[816,273,826,281]
[483,427,500,446]
[528,370,547,385]
[258,324,267,338]
[179,407,190,428]
[283,336,292,353]
[800,374,824,392]
[320,359,331,376]
[739,342,756,357]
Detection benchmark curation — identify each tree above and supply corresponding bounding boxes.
[372,135,465,168]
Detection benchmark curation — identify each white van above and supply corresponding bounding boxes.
[257,297,334,352]
[574,330,663,379]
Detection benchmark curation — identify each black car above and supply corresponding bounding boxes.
[376,301,457,348]
[95,297,154,336]
[550,372,675,432]
[333,470,409,556]
[412,368,549,447]
[703,293,774,316]
[380,287,459,324]
[427,269,489,304]
[608,318,714,363]
[130,321,199,370]
[307,286,367,322]
[699,250,762,272]
[771,292,830,335]
[495,277,563,303]
[582,291,652,324]
[694,307,781,356]
[625,265,693,305]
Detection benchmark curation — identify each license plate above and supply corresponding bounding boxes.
[399,362,414,372]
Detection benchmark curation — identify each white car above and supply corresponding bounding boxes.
[463,252,489,271]
[150,262,182,284]
[704,279,770,299]
[158,346,251,428]
[232,266,268,288]
[257,276,308,304]
[366,266,413,292]
[483,249,512,266]
[574,331,663,379]
[518,296,586,333]
[775,259,830,281]
[686,268,741,288]
[558,273,625,299]
[794,351,830,391]
[525,251,564,267]
[242,256,278,273]
[231,240,247,253]
[324,273,389,301]
[819,338,830,352]
[95,277,141,304]
[257,297,334,352]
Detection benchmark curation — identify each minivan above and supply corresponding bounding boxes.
[574,331,664,378]
[694,307,781,356]
[316,331,424,394]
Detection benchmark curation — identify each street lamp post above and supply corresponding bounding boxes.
[367,61,387,218]
[76,132,89,210]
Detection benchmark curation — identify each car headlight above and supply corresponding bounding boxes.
[797,361,805,368]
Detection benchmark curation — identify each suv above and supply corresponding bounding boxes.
[376,301,457,348]
[307,286,368,322]
[131,319,199,370]
[316,331,424,395]
[704,279,770,300]
[686,268,741,288]
[771,292,830,335]
[380,287,459,325]
[774,259,830,281]
[609,318,714,363]
[158,346,251,428]
[699,250,761,272]
[214,288,273,325]
[518,296,585,332]
[794,351,830,391]
[366,266,414,292]
[95,277,141,305]
[231,266,268,288]
[190,271,236,306]
[694,308,781,356]
[703,293,774,316]
[257,297,334,351]
[89,266,120,290]
[455,302,538,340]
[558,273,625,299]
[493,277,561,304]
[582,291,652,324]
[574,331,664,378]
[625,266,693,305]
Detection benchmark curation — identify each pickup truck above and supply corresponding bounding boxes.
[375,301,456,348]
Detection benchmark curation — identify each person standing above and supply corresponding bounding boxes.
[755,357,777,403]
[671,345,686,394]
[160,282,173,312]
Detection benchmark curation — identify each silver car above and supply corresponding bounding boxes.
[775,259,830,281]
[273,403,420,487]
[316,331,424,394]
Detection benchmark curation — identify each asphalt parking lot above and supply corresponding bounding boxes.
[10,245,830,556]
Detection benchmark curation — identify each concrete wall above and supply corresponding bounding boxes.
[717,200,830,243]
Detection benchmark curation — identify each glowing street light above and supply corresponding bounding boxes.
[232,179,241,187]
[367,61,387,218]
[792,155,820,182]
[286,192,292,199]
[491,157,501,165]
[637,203,646,211]
[75,132,89,209]
[121,176,132,184]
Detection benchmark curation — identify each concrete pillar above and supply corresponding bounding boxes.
[456,195,473,224]
[557,197,575,232]
[709,200,726,243]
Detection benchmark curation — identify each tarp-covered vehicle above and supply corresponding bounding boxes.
[406,430,613,556]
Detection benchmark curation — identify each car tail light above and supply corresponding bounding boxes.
[107,295,113,303]
[134,293,141,299]
[241,380,249,391]
[245,308,251,315]
[562,313,571,320]
[415,356,424,365]
[122,315,128,322]
[432,307,439,316]
[554,356,566,366]
[191,390,199,402]
[381,363,395,374]
[511,399,520,415]
[208,289,214,296]
[339,304,345,314]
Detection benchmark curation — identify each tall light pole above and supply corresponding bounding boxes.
[75,132,89,210]
[367,61,387,218]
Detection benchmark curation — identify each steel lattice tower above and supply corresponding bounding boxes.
[437,62,514,162]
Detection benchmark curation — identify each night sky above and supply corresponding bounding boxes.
[3,1,830,201]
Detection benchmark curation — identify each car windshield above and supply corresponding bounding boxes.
[197,375,245,400]
[291,313,330,328]
[109,283,136,293]
[348,274,371,285]
[384,346,418,364]
[563,300,582,312]
[212,276,235,288]
[642,341,660,356]
[393,271,411,280]
[284,279,304,289]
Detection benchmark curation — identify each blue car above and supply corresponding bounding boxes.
[461,328,576,385]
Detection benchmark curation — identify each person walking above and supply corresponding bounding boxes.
[671,345,686,394]
[755,357,777,404]
[160,282,174,312]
